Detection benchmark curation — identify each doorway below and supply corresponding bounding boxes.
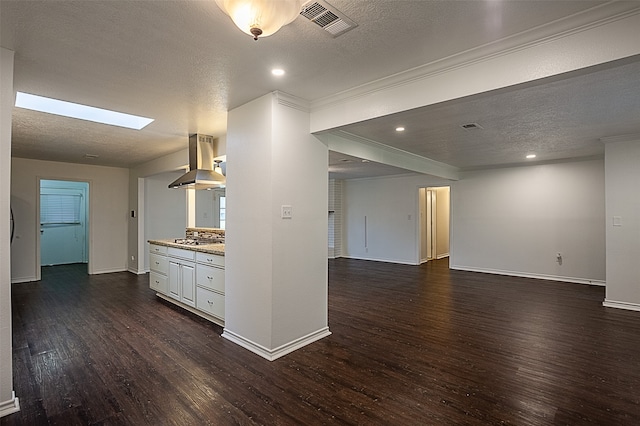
[39,179,89,268]
[419,186,450,263]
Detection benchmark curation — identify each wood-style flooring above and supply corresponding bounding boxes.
[4,259,640,425]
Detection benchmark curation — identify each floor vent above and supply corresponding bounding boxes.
[300,0,357,37]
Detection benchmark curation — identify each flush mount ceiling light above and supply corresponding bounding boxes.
[15,92,154,130]
[526,154,537,159]
[272,68,285,76]
[395,127,405,132]
[215,0,303,40]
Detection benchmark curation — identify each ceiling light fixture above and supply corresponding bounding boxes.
[272,68,285,76]
[396,127,405,132]
[526,154,537,159]
[15,92,153,130]
[215,0,303,40]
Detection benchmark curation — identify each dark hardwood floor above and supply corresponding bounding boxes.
[4,259,640,425]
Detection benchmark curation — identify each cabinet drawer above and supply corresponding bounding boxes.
[196,264,225,293]
[168,247,196,261]
[196,287,224,319]
[196,252,224,267]
[149,253,168,274]
[149,271,168,295]
[149,244,167,255]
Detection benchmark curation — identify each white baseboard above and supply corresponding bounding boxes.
[341,255,417,266]
[155,293,224,327]
[603,299,640,312]
[127,267,147,275]
[449,264,605,286]
[11,276,37,284]
[0,392,20,418]
[222,327,332,361]
[436,253,450,260]
[89,267,127,275]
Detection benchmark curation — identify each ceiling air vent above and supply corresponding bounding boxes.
[300,0,357,37]
[461,123,483,130]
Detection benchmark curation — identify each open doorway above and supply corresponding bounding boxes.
[419,186,450,263]
[39,179,89,271]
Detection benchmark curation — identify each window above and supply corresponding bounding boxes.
[219,196,226,230]
[41,194,81,224]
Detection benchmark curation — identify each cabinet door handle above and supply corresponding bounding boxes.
[208,300,214,305]
[207,276,213,280]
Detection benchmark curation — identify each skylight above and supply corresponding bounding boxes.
[15,92,154,130]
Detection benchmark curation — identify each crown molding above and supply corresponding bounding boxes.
[273,91,310,113]
[310,2,640,112]
[600,133,640,144]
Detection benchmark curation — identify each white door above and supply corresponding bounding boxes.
[40,182,88,266]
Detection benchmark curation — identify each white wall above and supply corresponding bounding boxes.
[1,46,19,418]
[451,159,605,284]
[603,137,640,310]
[10,158,129,282]
[143,171,187,271]
[128,148,188,273]
[343,174,450,264]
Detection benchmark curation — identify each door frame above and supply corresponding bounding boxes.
[416,185,450,265]
[36,177,92,279]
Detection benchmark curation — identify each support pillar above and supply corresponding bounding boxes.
[222,92,330,360]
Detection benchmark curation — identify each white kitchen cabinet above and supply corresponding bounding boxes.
[195,252,225,321]
[149,271,168,295]
[148,240,225,327]
[196,264,224,293]
[196,287,225,318]
[168,259,196,308]
[149,244,168,295]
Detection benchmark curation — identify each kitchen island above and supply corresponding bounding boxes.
[148,237,225,327]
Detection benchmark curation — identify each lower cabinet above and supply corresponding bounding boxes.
[149,271,168,295]
[196,287,225,318]
[149,244,168,295]
[168,259,196,307]
[148,242,224,326]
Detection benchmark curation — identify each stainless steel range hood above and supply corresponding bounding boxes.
[168,134,226,190]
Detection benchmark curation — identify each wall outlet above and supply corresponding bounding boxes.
[281,205,293,219]
[131,255,135,261]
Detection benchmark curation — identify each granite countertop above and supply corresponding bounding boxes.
[148,239,225,256]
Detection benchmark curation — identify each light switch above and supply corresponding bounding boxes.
[281,205,293,219]
[613,216,622,227]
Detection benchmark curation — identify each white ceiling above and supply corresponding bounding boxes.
[2,0,640,179]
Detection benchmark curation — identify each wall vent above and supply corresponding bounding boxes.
[300,0,357,37]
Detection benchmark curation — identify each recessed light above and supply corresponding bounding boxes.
[395,127,405,132]
[526,154,536,159]
[361,159,370,163]
[15,92,154,130]
[272,69,285,76]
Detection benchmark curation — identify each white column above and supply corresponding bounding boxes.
[603,135,640,311]
[0,47,20,418]
[222,92,330,360]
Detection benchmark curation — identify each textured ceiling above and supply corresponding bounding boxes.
[334,58,640,170]
[2,0,638,176]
